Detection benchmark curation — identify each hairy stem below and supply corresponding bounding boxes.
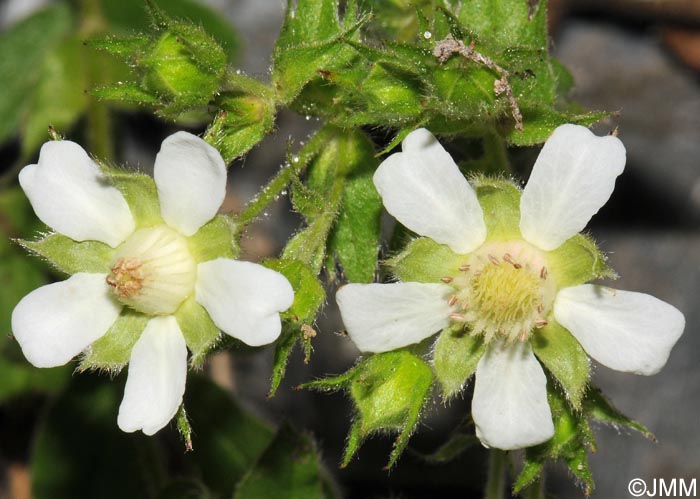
[485,449,507,499]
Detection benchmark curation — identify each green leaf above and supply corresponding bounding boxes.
[547,233,615,288]
[22,36,88,156]
[387,237,464,283]
[105,168,163,227]
[31,373,166,499]
[584,387,655,441]
[263,259,325,323]
[184,375,274,497]
[175,297,220,368]
[80,308,148,371]
[187,215,239,262]
[19,234,114,276]
[235,423,325,499]
[0,4,72,145]
[531,321,590,410]
[433,325,485,399]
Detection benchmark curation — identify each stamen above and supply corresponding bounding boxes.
[448,295,458,307]
[459,264,470,271]
[540,266,548,280]
[450,313,467,322]
[488,254,500,265]
[535,319,548,328]
[502,253,522,269]
[440,276,454,283]
[537,304,543,314]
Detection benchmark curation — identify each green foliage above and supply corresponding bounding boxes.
[235,424,328,499]
[19,234,114,276]
[472,177,522,240]
[0,4,72,146]
[188,215,239,261]
[183,375,275,497]
[531,321,589,410]
[547,233,616,288]
[31,374,167,499]
[80,309,148,371]
[304,350,434,468]
[433,325,485,400]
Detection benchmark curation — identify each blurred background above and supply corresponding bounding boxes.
[0,0,698,497]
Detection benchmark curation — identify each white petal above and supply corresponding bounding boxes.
[19,141,135,247]
[195,259,294,347]
[117,316,187,436]
[154,131,227,236]
[472,341,554,450]
[554,284,685,375]
[336,282,453,353]
[11,273,121,368]
[373,129,486,254]
[519,124,626,250]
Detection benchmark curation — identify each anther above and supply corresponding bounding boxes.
[537,304,543,314]
[448,295,458,307]
[540,266,548,280]
[519,330,528,342]
[535,319,548,328]
[450,313,467,322]
[440,276,454,283]
[459,264,470,271]
[488,254,500,265]
[502,253,522,269]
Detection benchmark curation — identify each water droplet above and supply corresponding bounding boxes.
[423,31,432,40]
[292,155,300,163]
[305,115,311,121]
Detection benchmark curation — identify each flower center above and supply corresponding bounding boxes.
[106,226,196,315]
[447,240,555,343]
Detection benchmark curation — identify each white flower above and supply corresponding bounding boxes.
[336,125,685,450]
[11,132,294,435]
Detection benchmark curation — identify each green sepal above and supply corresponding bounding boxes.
[204,93,275,164]
[584,387,655,441]
[268,324,301,397]
[387,237,464,283]
[103,167,163,227]
[18,233,114,276]
[531,321,590,410]
[91,82,160,106]
[175,296,220,368]
[505,108,610,147]
[547,233,615,288]
[187,215,239,262]
[87,35,150,59]
[234,423,327,499]
[263,259,325,323]
[79,308,148,371]
[176,404,193,451]
[513,386,596,495]
[433,325,485,400]
[472,176,522,241]
[305,350,433,468]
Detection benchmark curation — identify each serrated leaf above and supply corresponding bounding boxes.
[187,215,238,262]
[80,308,148,371]
[19,234,114,276]
[22,36,88,156]
[532,321,590,410]
[433,325,485,399]
[387,237,464,284]
[175,297,220,368]
[0,4,72,145]
[184,375,274,497]
[235,423,324,499]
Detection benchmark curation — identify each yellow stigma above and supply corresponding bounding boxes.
[106,226,196,315]
[449,240,555,343]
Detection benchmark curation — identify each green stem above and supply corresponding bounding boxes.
[236,126,333,225]
[485,450,507,499]
[483,131,510,174]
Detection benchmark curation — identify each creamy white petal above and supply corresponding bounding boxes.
[154,131,227,236]
[117,316,187,436]
[373,129,486,254]
[554,284,685,375]
[11,273,121,368]
[472,341,554,450]
[520,124,626,251]
[18,141,135,247]
[336,282,453,353]
[195,259,294,347]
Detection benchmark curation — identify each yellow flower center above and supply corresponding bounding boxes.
[106,226,196,315]
[448,240,555,343]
